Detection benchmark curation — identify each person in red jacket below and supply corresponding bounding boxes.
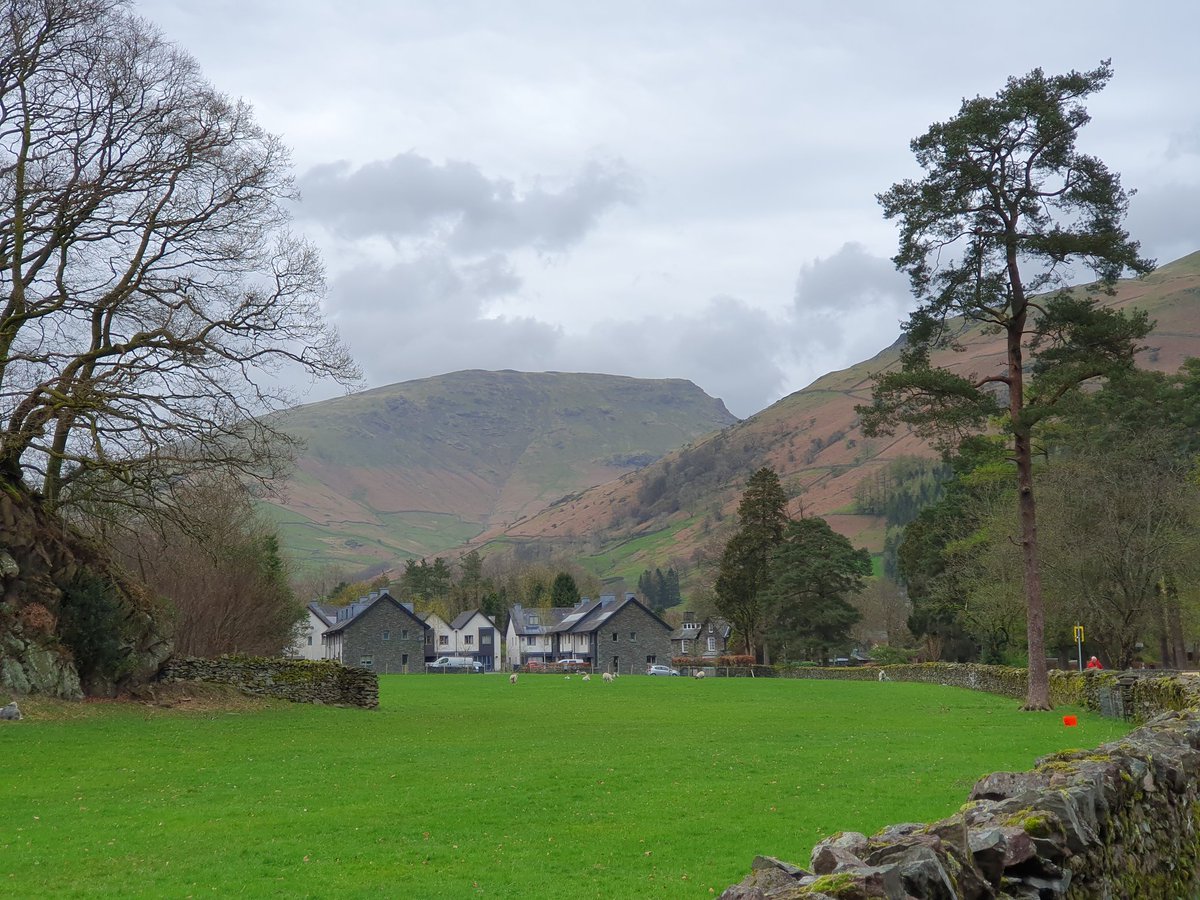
[1085,655,1103,670]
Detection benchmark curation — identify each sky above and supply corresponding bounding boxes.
[137,1,1200,418]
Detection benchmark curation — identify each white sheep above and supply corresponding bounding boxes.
[693,670,706,679]
[509,673,518,685]
[581,673,591,682]
[564,675,570,680]
[602,672,614,683]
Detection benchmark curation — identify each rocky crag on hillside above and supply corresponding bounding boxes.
[0,488,171,699]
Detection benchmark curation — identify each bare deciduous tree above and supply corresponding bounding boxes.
[109,476,303,657]
[1,0,358,524]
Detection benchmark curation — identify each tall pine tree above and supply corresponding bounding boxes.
[715,467,788,659]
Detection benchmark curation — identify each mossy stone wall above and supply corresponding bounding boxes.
[161,655,378,709]
[722,665,1200,899]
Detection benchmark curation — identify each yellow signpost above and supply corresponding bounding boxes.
[1074,625,1085,671]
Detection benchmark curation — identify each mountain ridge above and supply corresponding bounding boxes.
[476,251,1200,585]
[265,369,738,569]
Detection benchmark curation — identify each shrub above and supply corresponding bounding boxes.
[58,573,126,685]
[869,645,918,666]
[716,654,755,667]
[18,601,57,635]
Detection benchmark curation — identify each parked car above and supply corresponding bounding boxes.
[558,658,590,672]
[428,656,484,673]
[646,664,680,676]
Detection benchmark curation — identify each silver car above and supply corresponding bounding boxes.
[646,664,679,676]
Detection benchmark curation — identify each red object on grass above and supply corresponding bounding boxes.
[1062,715,1078,727]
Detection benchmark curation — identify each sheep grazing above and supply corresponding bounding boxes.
[602,672,614,683]
[563,675,570,680]
[693,670,706,679]
[509,673,518,685]
[581,673,591,682]
[0,701,20,721]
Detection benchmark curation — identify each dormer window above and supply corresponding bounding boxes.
[529,614,540,625]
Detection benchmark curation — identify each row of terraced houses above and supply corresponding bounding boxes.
[288,589,731,674]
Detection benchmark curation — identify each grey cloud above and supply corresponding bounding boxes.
[1166,129,1200,159]
[1126,184,1200,267]
[790,243,910,357]
[328,254,560,388]
[327,251,786,417]
[551,296,787,418]
[297,153,639,254]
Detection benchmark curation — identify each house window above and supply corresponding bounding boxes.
[647,655,656,664]
[529,614,540,625]
[707,637,717,652]
[360,656,373,668]
[708,623,714,633]
[630,631,636,640]
[401,629,409,640]
[439,635,449,646]
[382,630,391,641]
[681,639,689,654]
[401,654,409,666]
[306,636,313,646]
[612,631,618,642]
[464,634,474,646]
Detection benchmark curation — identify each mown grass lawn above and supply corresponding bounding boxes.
[1,676,1129,898]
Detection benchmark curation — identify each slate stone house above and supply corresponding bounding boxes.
[321,590,428,673]
[547,594,673,674]
[670,610,732,660]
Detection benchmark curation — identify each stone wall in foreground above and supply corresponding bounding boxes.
[721,665,1200,899]
[160,655,378,709]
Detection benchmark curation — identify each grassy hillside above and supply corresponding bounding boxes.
[483,252,1200,582]
[266,370,737,570]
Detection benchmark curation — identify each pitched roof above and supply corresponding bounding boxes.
[551,594,672,635]
[322,591,427,635]
[307,602,340,627]
[672,617,732,640]
[507,604,571,636]
[450,609,498,631]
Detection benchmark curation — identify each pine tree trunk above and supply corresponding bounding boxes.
[1015,432,1050,709]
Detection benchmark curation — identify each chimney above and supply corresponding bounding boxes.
[684,610,695,625]
[368,590,379,600]
[401,601,414,612]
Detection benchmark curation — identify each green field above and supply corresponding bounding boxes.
[1,677,1129,898]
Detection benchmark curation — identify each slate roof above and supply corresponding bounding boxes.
[548,594,672,635]
[307,602,340,628]
[322,591,427,635]
[450,609,498,631]
[670,616,731,642]
[507,604,571,636]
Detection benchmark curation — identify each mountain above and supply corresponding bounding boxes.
[264,370,738,570]
[480,252,1200,585]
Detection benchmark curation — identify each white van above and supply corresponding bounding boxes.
[428,656,484,673]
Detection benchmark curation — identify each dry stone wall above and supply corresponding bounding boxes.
[161,655,378,709]
[721,664,1200,899]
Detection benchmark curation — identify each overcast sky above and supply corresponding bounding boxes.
[138,1,1200,417]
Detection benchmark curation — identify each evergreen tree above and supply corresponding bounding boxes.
[714,467,789,658]
[663,568,682,608]
[550,572,581,607]
[859,62,1153,709]
[766,518,870,663]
